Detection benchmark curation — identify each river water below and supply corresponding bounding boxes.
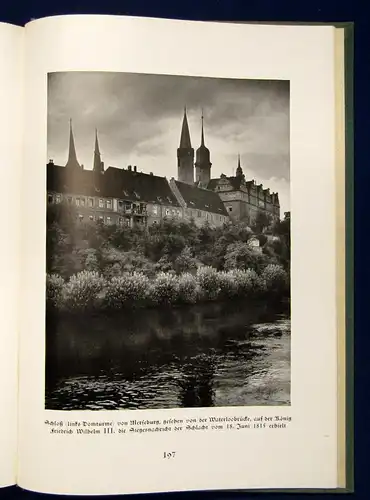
[45,301,290,410]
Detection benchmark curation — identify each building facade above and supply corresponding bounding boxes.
[206,156,280,225]
[47,121,229,228]
[177,110,280,223]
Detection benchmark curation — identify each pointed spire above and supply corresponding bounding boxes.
[236,153,243,177]
[65,119,80,169]
[200,109,205,146]
[179,106,192,149]
[93,128,103,172]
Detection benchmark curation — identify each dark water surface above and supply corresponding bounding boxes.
[45,301,290,410]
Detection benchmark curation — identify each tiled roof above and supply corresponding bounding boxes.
[47,163,180,207]
[104,167,180,206]
[174,180,228,216]
[207,176,243,191]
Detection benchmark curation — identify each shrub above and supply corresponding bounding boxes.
[224,241,268,273]
[154,255,174,273]
[218,271,238,298]
[102,248,156,278]
[261,264,289,296]
[177,273,199,304]
[151,272,179,305]
[104,272,150,309]
[62,271,106,311]
[228,269,262,297]
[174,247,197,275]
[46,273,65,308]
[196,266,221,301]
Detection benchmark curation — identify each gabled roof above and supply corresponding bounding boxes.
[47,162,180,206]
[104,167,180,206]
[207,175,244,191]
[174,180,228,216]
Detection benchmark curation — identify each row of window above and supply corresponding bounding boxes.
[48,193,227,224]
[48,193,149,213]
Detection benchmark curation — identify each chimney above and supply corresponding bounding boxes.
[133,165,137,172]
[81,164,84,170]
[150,172,153,176]
[49,159,54,164]
[128,165,132,171]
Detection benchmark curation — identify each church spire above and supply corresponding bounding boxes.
[236,153,243,177]
[177,107,194,185]
[201,109,205,146]
[65,119,80,169]
[93,128,103,172]
[179,106,192,149]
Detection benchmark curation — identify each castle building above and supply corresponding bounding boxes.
[179,110,280,224]
[47,120,229,228]
[206,155,280,224]
[47,111,280,229]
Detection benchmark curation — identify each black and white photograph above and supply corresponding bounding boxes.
[45,71,291,411]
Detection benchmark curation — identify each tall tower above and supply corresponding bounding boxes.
[195,110,212,186]
[236,154,243,177]
[93,129,104,173]
[65,119,81,169]
[177,107,194,185]
[93,129,104,189]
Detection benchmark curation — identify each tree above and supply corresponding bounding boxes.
[251,211,272,235]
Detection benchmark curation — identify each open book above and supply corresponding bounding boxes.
[0,15,352,494]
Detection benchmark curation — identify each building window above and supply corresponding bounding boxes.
[80,197,85,207]
[106,199,112,209]
[67,196,73,204]
[89,215,94,221]
[153,205,158,215]
[75,197,80,206]
[177,210,182,218]
[88,198,94,207]
[118,200,123,209]
[106,216,111,224]
[165,209,170,216]
[197,210,201,217]
[55,194,61,204]
[48,195,53,204]
[228,207,232,212]
[98,216,104,221]
[99,199,104,208]
[78,214,84,221]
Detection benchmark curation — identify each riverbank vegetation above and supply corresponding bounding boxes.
[46,203,290,311]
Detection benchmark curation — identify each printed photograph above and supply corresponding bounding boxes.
[45,72,291,410]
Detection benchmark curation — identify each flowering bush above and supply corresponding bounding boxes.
[218,271,238,298]
[62,271,106,311]
[104,272,150,309]
[177,273,199,304]
[46,273,65,308]
[261,264,289,295]
[196,266,221,301]
[150,272,179,305]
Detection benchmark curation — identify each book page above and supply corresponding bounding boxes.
[19,16,341,494]
[0,23,23,488]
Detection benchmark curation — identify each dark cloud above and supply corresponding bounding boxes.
[47,71,290,212]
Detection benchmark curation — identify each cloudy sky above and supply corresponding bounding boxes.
[47,72,290,213]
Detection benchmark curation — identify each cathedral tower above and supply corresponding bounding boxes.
[65,119,81,169]
[195,111,212,186]
[177,107,194,185]
[93,129,104,189]
[93,129,104,174]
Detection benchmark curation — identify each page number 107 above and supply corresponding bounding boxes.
[163,451,176,459]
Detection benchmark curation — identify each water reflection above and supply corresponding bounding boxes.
[45,301,290,410]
